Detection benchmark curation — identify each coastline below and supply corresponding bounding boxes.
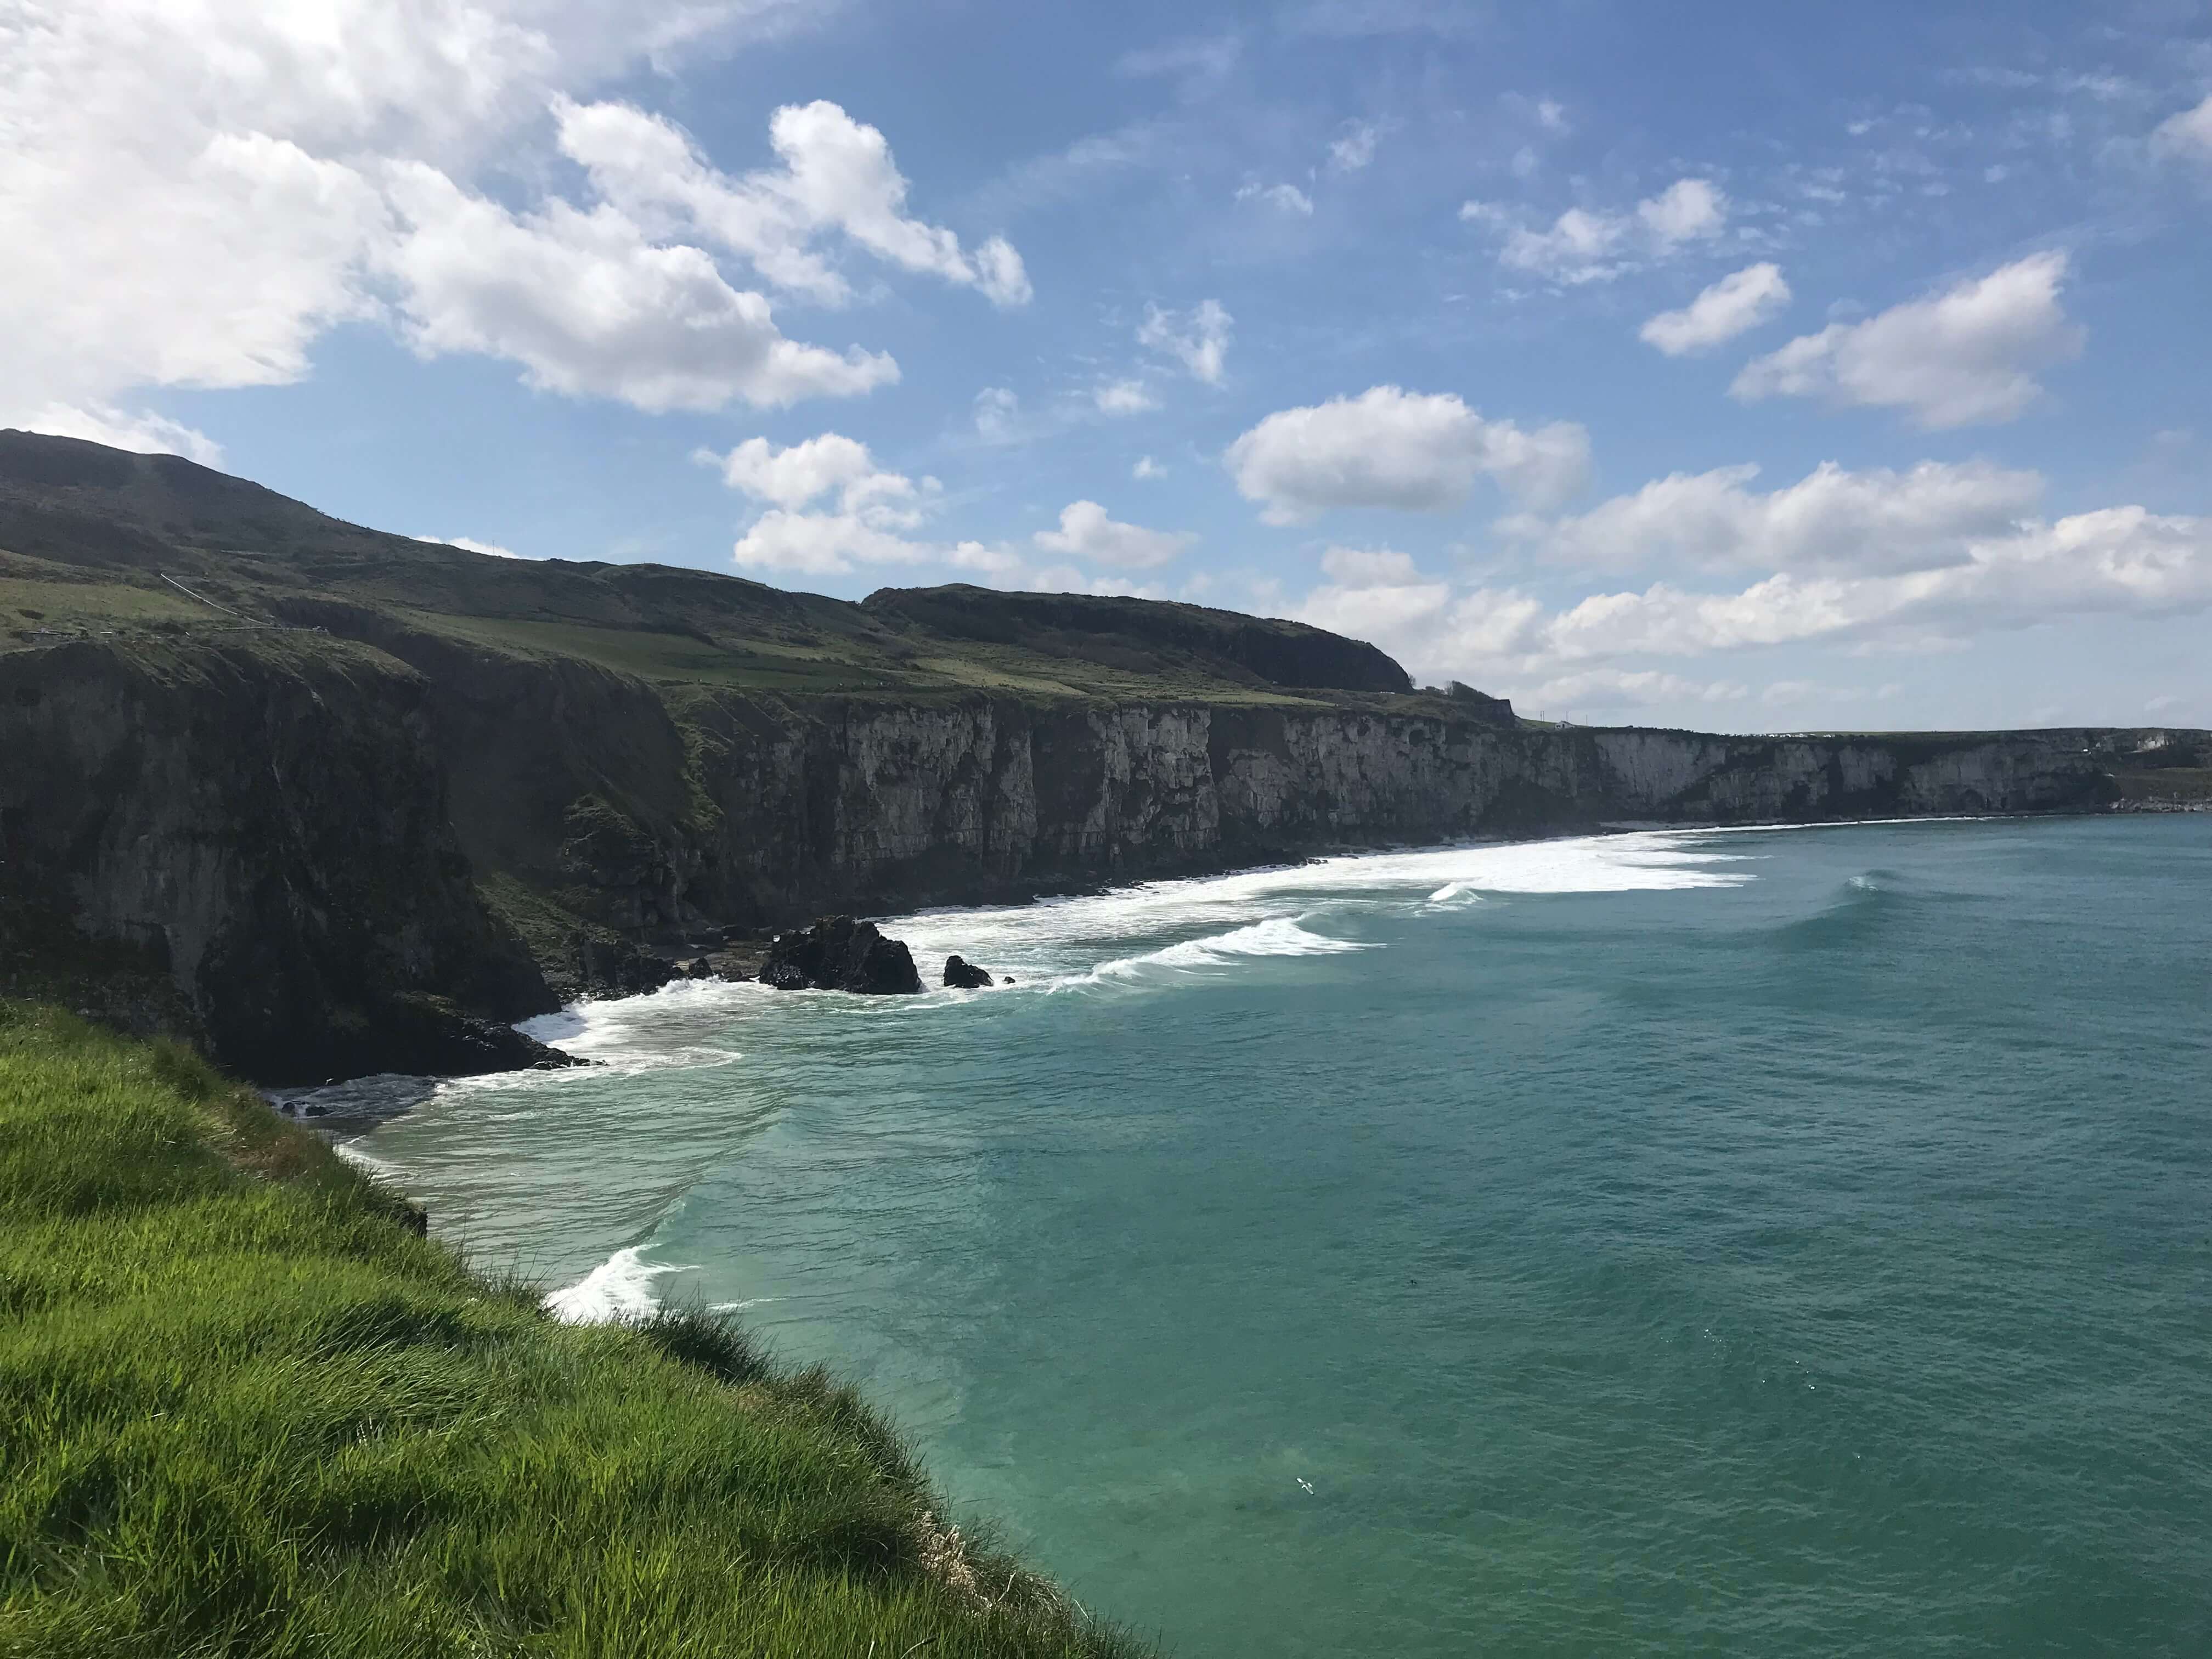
[302,805,2198,1213]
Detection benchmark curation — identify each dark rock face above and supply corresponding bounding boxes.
[759,916,921,994]
[368,995,585,1079]
[943,955,995,989]
[0,637,562,1084]
[574,934,681,998]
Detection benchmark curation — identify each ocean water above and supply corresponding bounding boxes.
[351,816,2212,1656]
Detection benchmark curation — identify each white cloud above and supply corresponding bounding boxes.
[1530,669,1750,711]
[712,431,936,576]
[429,534,535,560]
[1224,386,1590,524]
[1138,300,1233,385]
[1539,507,2212,659]
[0,1,996,438]
[1732,251,2081,428]
[1237,182,1316,216]
[706,432,918,513]
[557,98,1031,309]
[1032,501,1194,569]
[1094,379,1160,416]
[1636,179,1728,244]
[1329,122,1381,173]
[946,539,1167,599]
[380,166,898,411]
[1464,177,1728,284]
[2151,93,2212,162]
[1640,263,1792,356]
[731,509,930,576]
[1537,99,1569,134]
[1284,470,2212,715]
[13,403,223,465]
[1133,455,1166,480]
[1511,459,2043,575]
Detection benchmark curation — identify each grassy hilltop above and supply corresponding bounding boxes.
[0,428,1418,709]
[0,1006,1149,1658]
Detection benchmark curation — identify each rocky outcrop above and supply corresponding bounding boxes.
[943,955,995,989]
[0,636,563,1082]
[760,916,922,994]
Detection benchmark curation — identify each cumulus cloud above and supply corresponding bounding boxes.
[707,432,917,512]
[1138,300,1234,385]
[381,167,898,411]
[1731,252,2082,428]
[1640,263,1792,356]
[1133,455,1166,480]
[1463,177,1727,283]
[1510,459,2044,575]
[2151,93,2212,162]
[1033,501,1195,569]
[730,510,932,576]
[0,1,997,440]
[556,97,1031,307]
[708,431,938,575]
[1224,386,1591,523]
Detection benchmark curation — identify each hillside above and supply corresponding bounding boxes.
[0,431,1425,705]
[0,1003,1148,1657]
[3,430,2205,1082]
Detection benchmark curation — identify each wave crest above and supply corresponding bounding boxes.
[543,1246,690,1324]
[1085,917,1377,983]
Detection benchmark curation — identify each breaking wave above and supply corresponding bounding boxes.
[543,1245,690,1324]
[1088,917,1378,981]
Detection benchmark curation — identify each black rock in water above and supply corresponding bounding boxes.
[943,955,996,989]
[760,916,922,995]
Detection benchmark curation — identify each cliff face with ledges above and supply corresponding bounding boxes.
[0,638,552,1081]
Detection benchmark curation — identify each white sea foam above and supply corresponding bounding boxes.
[332,1141,405,1181]
[543,1245,691,1324]
[891,831,1753,991]
[1086,917,1376,982]
[504,976,757,1080]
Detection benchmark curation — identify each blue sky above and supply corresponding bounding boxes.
[6,0,2211,729]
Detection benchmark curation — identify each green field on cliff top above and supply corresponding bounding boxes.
[0,1005,1150,1658]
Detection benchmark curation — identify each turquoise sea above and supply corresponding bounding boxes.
[349,816,2212,1656]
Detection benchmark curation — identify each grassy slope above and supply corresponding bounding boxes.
[0,1007,1150,1659]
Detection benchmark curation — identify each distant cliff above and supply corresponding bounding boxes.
[2,431,2203,1081]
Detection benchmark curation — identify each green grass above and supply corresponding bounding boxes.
[0,1007,1153,1658]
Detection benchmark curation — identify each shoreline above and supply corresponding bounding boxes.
[294,805,2198,1145]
